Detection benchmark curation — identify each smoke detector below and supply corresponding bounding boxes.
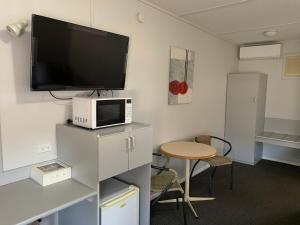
[263,30,278,37]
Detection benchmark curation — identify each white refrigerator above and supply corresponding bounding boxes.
[100,179,139,225]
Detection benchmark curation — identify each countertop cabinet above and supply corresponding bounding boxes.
[57,122,152,225]
[98,132,129,181]
[129,127,152,170]
[57,122,153,187]
[98,126,152,180]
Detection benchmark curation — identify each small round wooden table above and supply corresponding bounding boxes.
[160,141,217,218]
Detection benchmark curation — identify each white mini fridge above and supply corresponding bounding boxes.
[100,179,139,225]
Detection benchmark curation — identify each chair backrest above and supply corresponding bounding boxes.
[152,152,170,169]
[195,135,211,145]
[195,135,232,156]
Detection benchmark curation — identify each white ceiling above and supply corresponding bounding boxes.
[141,0,300,45]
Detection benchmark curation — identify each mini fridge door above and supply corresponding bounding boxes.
[101,188,139,225]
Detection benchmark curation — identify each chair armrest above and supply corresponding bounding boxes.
[211,136,232,156]
[152,152,162,157]
[151,165,169,171]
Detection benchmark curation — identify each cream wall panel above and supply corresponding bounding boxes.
[93,0,237,178]
[0,0,89,181]
[238,40,300,121]
[0,0,237,184]
[238,40,300,166]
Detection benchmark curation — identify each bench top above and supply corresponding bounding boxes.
[256,131,300,149]
[0,178,96,225]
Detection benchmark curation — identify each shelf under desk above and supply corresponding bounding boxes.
[256,132,300,149]
[0,178,97,225]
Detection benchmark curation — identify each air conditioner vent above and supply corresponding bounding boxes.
[239,43,282,60]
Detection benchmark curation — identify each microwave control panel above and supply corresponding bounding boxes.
[125,99,133,124]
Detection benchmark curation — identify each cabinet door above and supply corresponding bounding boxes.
[225,74,258,164]
[129,127,152,170]
[98,132,129,180]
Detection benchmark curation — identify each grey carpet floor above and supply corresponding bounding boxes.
[150,160,300,225]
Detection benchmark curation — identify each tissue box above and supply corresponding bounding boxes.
[31,161,71,186]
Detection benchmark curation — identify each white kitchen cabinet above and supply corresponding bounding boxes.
[98,125,153,180]
[98,132,129,180]
[129,127,153,170]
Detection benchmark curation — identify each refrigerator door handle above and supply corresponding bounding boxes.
[101,189,138,208]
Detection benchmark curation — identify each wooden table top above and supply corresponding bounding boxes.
[160,141,217,160]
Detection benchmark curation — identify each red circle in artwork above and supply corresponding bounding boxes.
[179,81,188,94]
[169,80,179,95]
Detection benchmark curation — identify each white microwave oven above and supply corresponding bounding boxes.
[72,97,132,129]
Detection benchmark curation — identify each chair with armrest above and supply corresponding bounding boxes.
[190,135,233,194]
[151,153,187,225]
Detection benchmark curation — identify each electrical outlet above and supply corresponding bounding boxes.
[37,144,52,154]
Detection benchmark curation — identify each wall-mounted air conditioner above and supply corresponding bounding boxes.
[239,43,282,60]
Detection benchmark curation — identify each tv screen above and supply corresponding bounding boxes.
[31,14,129,91]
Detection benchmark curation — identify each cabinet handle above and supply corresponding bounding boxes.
[126,137,131,152]
[253,96,257,103]
[130,136,136,151]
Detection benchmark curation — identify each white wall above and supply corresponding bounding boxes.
[239,40,300,121]
[238,40,300,165]
[0,0,238,185]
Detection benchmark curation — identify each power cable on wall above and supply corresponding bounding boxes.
[90,0,94,28]
[49,91,72,100]
[49,90,96,100]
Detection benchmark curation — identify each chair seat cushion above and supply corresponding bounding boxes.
[151,171,182,194]
[206,155,232,167]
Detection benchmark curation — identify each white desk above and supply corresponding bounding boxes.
[256,132,300,149]
[0,179,96,225]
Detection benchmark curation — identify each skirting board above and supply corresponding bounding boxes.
[262,156,300,167]
[177,157,300,186]
[178,163,210,184]
[232,158,256,166]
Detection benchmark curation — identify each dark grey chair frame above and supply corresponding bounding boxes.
[190,136,233,194]
[151,153,187,225]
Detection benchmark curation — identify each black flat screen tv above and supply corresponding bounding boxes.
[31,14,129,91]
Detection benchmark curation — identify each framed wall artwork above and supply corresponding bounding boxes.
[168,46,195,105]
[283,53,300,79]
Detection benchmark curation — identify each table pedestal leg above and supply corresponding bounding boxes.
[158,159,215,219]
[184,159,190,200]
[185,159,215,218]
[184,159,199,218]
